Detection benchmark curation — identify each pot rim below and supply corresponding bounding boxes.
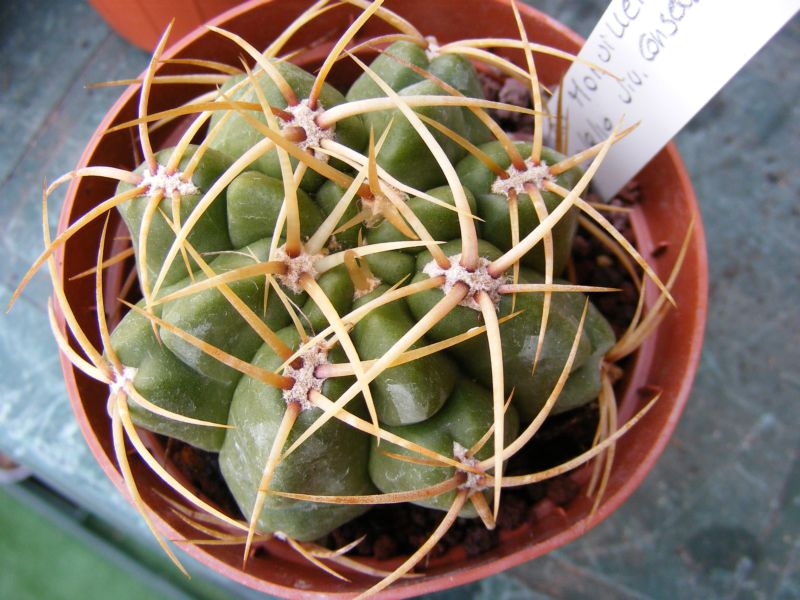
[55,0,708,597]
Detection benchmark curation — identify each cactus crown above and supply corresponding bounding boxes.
[12,0,692,596]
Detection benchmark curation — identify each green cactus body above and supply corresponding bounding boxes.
[457,142,582,275]
[365,78,467,190]
[227,171,323,248]
[427,54,491,143]
[366,185,479,249]
[207,63,367,191]
[219,328,375,541]
[346,41,428,104]
[352,285,458,426]
[363,251,417,285]
[407,241,615,421]
[369,380,519,515]
[315,179,363,250]
[406,240,505,342]
[110,302,233,452]
[315,180,477,264]
[347,41,491,190]
[159,238,299,383]
[298,265,356,333]
[451,275,615,421]
[107,45,621,545]
[116,145,234,288]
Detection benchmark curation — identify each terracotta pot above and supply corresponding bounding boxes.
[89,0,243,52]
[55,0,708,597]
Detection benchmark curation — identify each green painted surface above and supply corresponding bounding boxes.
[0,487,161,600]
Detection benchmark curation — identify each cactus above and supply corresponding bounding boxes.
[13,1,691,596]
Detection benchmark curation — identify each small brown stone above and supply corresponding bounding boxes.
[496,494,527,530]
[372,534,398,560]
[572,235,591,258]
[547,477,581,506]
[651,241,670,258]
[478,72,502,101]
[596,254,614,268]
[463,525,499,556]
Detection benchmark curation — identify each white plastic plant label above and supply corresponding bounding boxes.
[549,0,799,198]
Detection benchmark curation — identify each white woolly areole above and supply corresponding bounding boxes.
[273,246,320,294]
[362,183,407,226]
[361,195,387,226]
[141,165,198,198]
[453,442,487,492]
[109,366,137,395]
[281,345,328,411]
[424,36,441,60]
[353,276,381,300]
[281,99,334,161]
[423,254,506,311]
[490,158,554,197]
[381,182,408,205]
[326,235,342,253]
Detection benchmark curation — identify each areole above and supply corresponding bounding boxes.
[52,0,707,597]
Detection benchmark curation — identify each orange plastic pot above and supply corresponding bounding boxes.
[55,0,707,597]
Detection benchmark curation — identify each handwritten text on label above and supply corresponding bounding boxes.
[547,0,798,198]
